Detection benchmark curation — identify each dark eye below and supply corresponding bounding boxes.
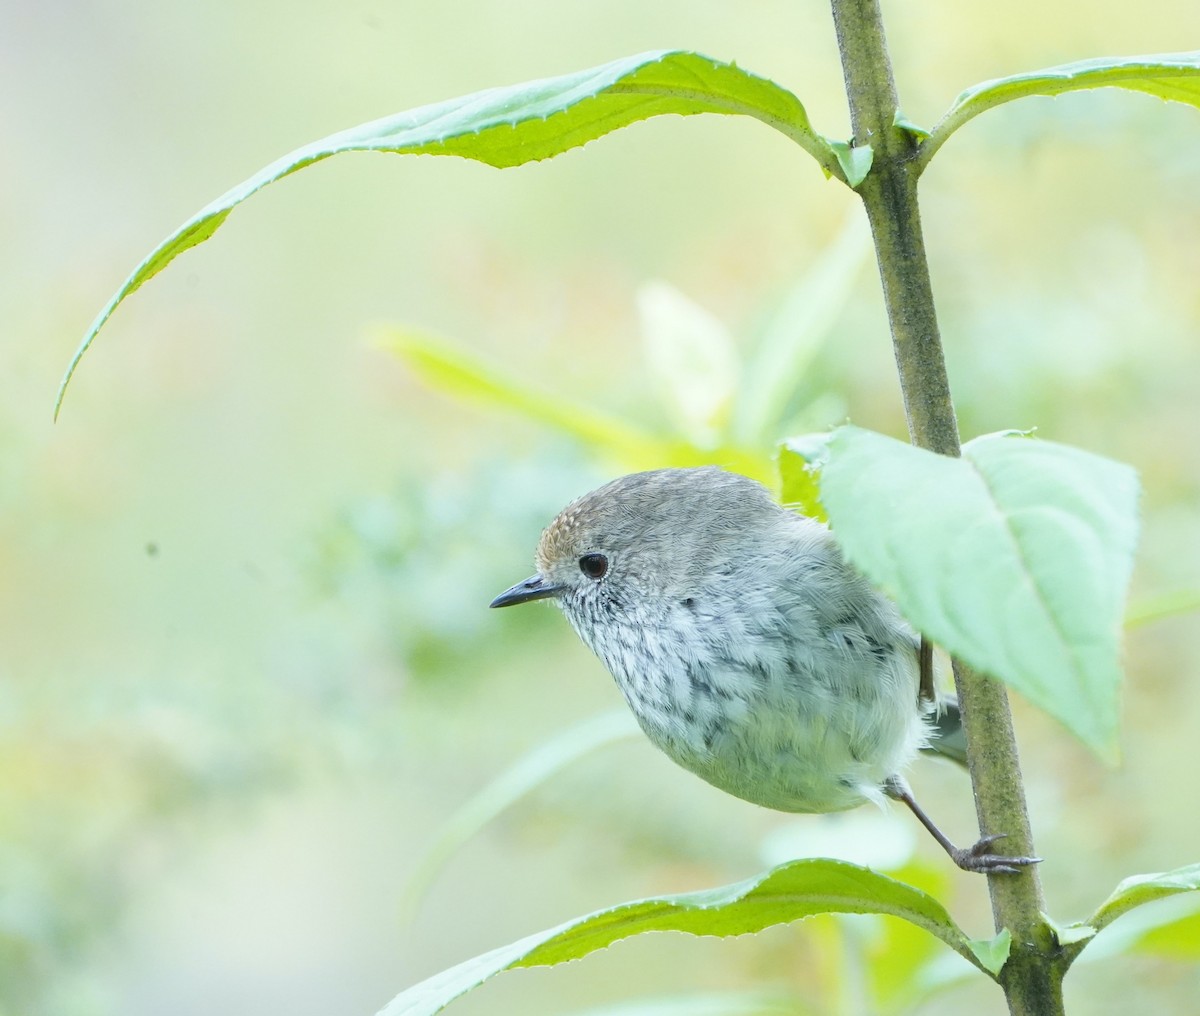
[578,553,609,579]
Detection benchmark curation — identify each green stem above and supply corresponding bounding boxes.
[828,1,1065,1012]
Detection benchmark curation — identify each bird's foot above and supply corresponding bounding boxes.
[950,833,1041,875]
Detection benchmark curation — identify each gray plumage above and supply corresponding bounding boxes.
[492,467,1039,873]
[515,467,928,813]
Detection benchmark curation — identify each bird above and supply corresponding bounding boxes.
[491,466,1037,875]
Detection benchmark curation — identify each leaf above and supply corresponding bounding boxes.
[56,50,836,417]
[378,859,997,1016]
[1053,865,1200,967]
[1131,906,1200,960]
[637,282,740,449]
[377,326,673,465]
[816,426,1140,758]
[1088,863,1200,934]
[734,210,870,446]
[776,434,829,521]
[966,928,1012,975]
[892,111,931,140]
[828,140,874,187]
[1125,588,1200,628]
[862,877,947,1011]
[379,325,774,479]
[1042,913,1096,948]
[919,50,1200,168]
[403,710,639,914]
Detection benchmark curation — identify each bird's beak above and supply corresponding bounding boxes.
[489,575,563,608]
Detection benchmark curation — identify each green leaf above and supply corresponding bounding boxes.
[1043,913,1096,948]
[919,50,1200,169]
[866,909,944,1010]
[1131,906,1200,960]
[56,50,836,417]
[376,325,676,465]
[1125,588,1200,628]
[892,110,931,140]
[1088,863,1200,934]
[403,710,638,914]
[734,210,870,446]
[777,434,829,521]
[378,859,996,1016]
[1053,865,1200,967]
[828,140,874,187]
[637,282,740,449]
[966,929,1012,976]
[816,426,1139,758]
[379,325,775,481]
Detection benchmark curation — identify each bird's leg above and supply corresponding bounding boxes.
[884,776,1041,875]
[918,636,935,705]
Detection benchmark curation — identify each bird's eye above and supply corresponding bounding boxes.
[578,553,609,580]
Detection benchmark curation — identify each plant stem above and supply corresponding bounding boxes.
[828,0,1065,1011]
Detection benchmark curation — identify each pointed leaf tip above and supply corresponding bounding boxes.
[58,51,837,414]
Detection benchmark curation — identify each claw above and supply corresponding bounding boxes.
[951,836,1042,875]
[886,778,1043,876]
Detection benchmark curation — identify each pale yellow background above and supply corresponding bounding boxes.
[3,1,1199,1013]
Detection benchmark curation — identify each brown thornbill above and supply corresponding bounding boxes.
[492,467,1038,874]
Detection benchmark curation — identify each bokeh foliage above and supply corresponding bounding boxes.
[6,1,1200,1014]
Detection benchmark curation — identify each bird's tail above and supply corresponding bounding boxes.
[921,695,968,768]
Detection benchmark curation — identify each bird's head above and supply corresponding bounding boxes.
[489,467,779,618]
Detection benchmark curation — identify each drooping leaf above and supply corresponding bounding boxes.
[379,326,773,479]
[919,50,1200,168]
[815,426,1139,758]
[377,326,674,465]
[57,50,836,417]
[378,859,998,1016]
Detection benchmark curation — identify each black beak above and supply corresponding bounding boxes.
[490,575,563,608]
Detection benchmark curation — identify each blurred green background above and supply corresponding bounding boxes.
[4,1,1200,1013]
